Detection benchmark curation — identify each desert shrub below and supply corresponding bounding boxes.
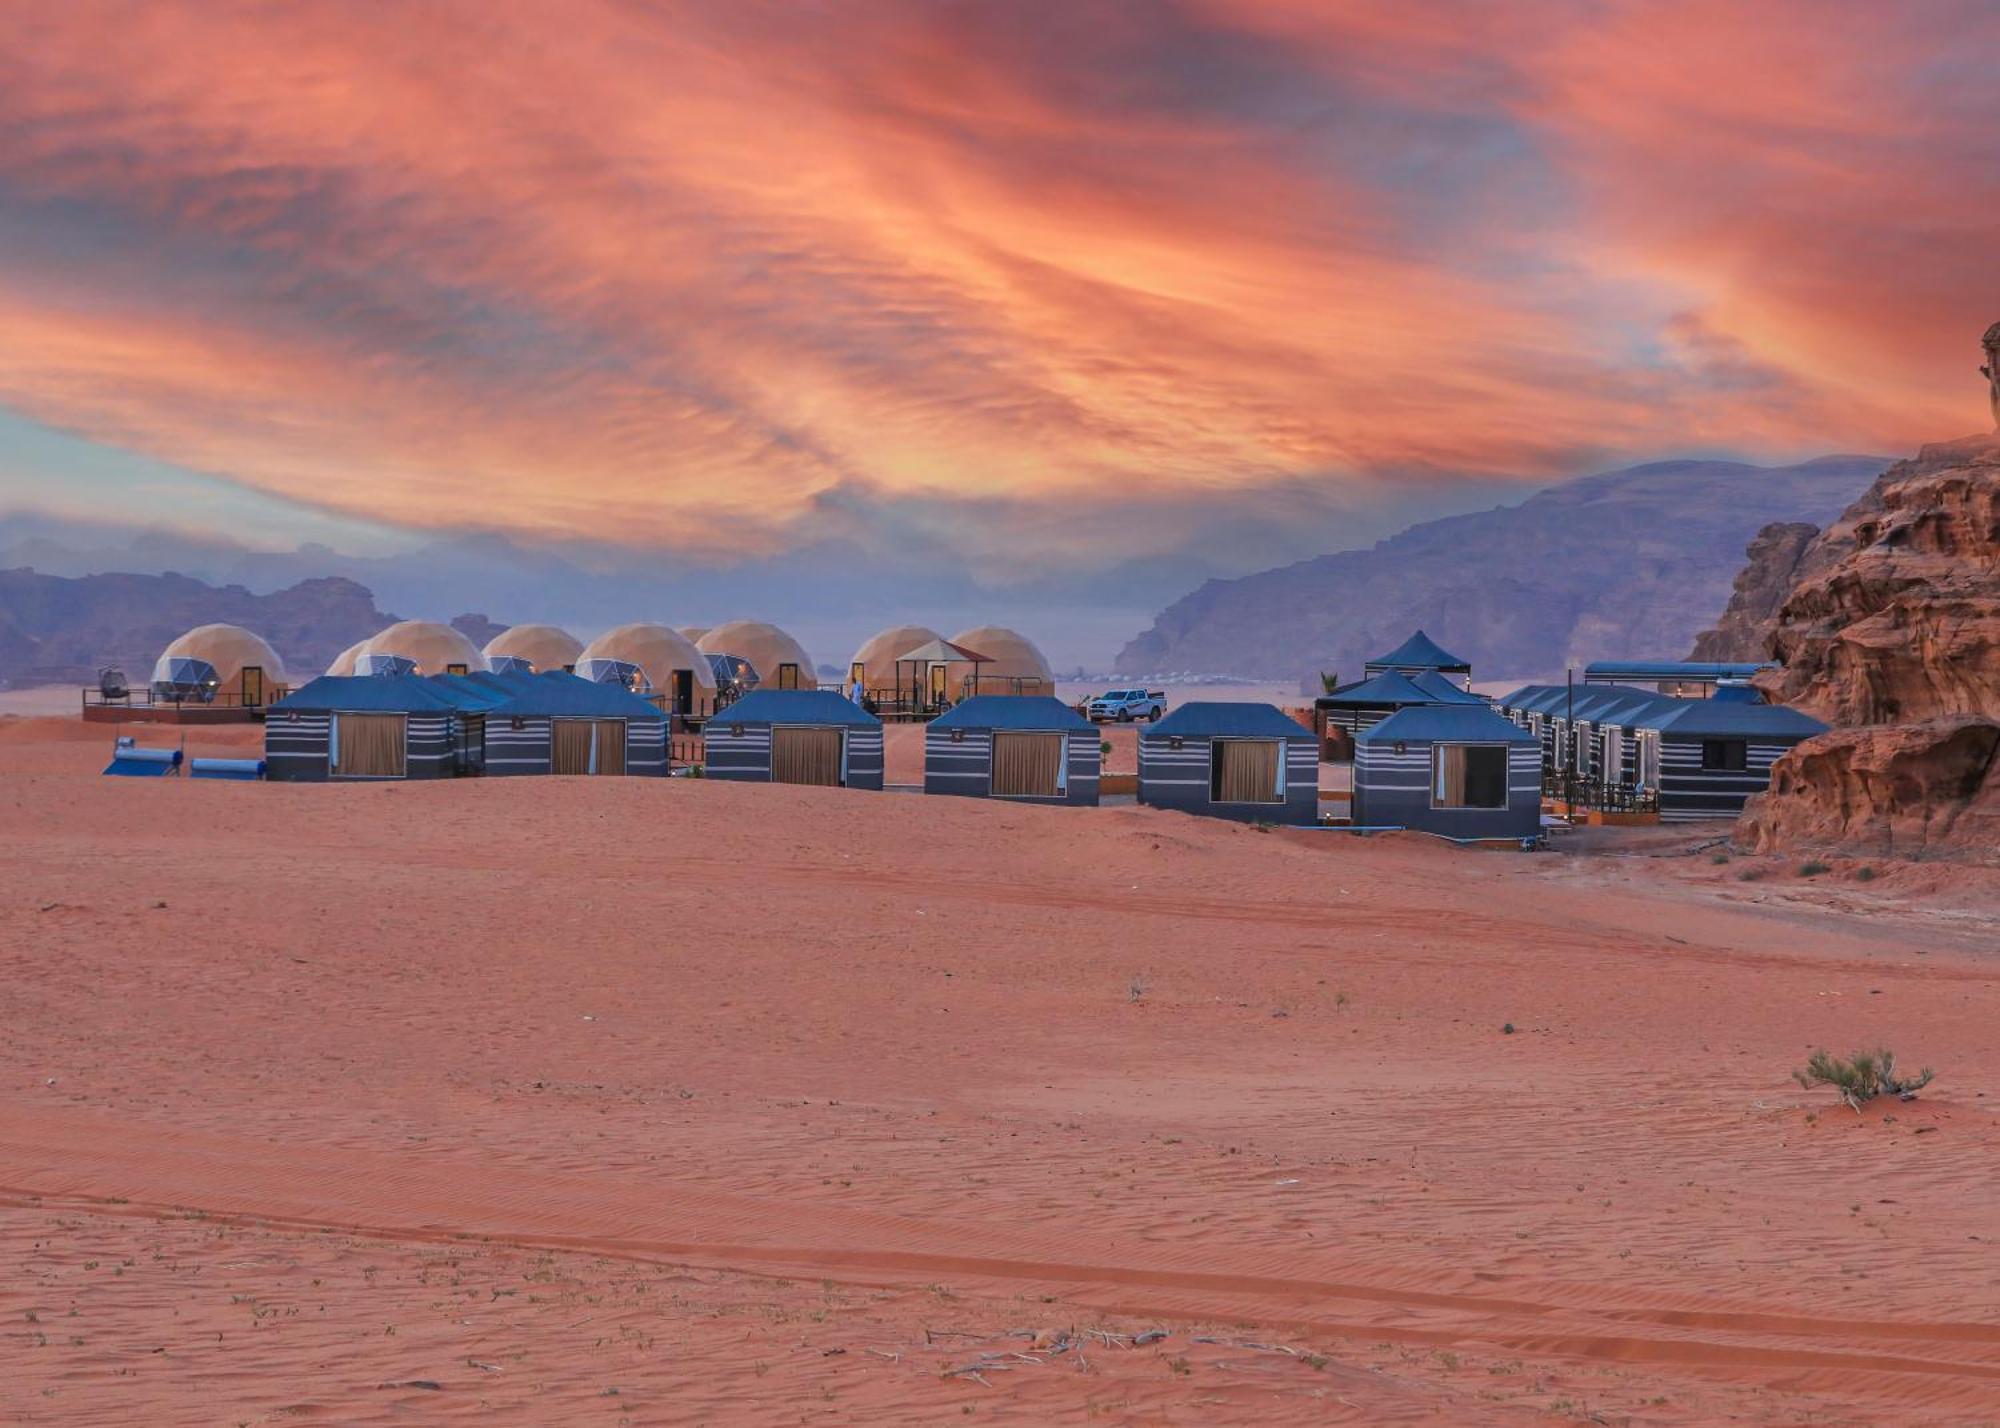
[1793,1048,1935,1112]
[1855,865,1878,882]
[1100,740,1111,755]
[1709,853,1730,865]
[1737,868,1764,882]
[1127,974,1150,1003]
[1798,860,1831,877]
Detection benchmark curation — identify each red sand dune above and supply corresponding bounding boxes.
[3,714,1998,1424]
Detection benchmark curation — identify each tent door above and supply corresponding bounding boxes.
[594,720,627,775]
[928,663,948,707]
[772,726,842,786]
[777,662,801,690]
[240,666,264,707]
[991,732,1063,797]
[552,718,594,775]
[331,713,407,778]
[672,668,694,715]
[459,714,486,776]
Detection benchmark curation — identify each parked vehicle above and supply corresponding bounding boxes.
[1085,687,1167,722]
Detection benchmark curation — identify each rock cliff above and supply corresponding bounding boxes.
[1686,522,1820,662]
[1737,434,2000,860]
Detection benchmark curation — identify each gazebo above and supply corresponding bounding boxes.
[890,638,992,718]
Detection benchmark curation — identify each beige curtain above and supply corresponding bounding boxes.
[335,714,405,777]
[1217,740,1280,802]
[772,726,841,785]
[552,719,594,774]
[992,732,1062,796]
[1434,745,1470,805]
[595,720,627,775]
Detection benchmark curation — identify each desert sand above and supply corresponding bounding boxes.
[3,713,1998,1425]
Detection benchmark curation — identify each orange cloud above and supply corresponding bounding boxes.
[0,1,1991,565]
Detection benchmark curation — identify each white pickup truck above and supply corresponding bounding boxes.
[1085,687,1167,722]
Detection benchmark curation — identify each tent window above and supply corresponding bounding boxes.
[776,662,801,690]
[332,714,406,778]
[991,732,1063,797]
[1210,739,1282,803]
[772,726,842,786]
[1433,744,1507,808]
[446,664,468,677]
[1702,738,1747,771]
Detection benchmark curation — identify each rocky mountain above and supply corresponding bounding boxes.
[1116,456,1887,686]
[0,569,398,689]
[1738,433,2000,860]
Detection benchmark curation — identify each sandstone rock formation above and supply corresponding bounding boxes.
[1736,432,1999,860]
[1687,521,1820,662]
[1754,435,1998,726]
[1740,721,1997,859]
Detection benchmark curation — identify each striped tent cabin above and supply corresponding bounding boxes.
[1494,683,1827,820]
[265,675,468,782]
[1138,702,1317,825]
[1632,699,1826,821]
[481,672,669,777]
[1314,669,1439,750]
[924,696,1099,807]
[1352,704,1542,842]
[703,690,884,790]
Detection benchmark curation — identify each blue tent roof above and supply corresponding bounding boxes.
[1410,670,1487,704]
[1358,704,1537,745]
[1584,660,1773,682]
[1364,629,1470,672]
[1149,700,1310,739]
[720,689,882,728]
[272,675,465,713]
[931,695,1093,732]
[1317,669,1437,706]
[485,671,667,719]
[1633,701,1828,738]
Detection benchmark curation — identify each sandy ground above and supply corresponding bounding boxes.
[3,713,1999,1425]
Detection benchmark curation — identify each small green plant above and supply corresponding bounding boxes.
[1709,852,1730,865]
[1793,1048,1935,1112]
[1319,671,1341,695]
[1854,865,1878,882]
[1737,868,1764,882]
[1798,860,1831,877]
[1100,740,1111,755]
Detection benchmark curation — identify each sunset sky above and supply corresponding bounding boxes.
[0,0,1995,577]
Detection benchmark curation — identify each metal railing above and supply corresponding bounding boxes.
[83,686,291,711]
[1541,768,1659,814]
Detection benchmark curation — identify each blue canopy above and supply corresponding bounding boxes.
[1364,629,1470,673]
[271,675,464,713]
[1318,670,1436,706]
[1410,671,1486,704]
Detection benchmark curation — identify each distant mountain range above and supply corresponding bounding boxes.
[1115,456,1891,688]
[0,570,399,689]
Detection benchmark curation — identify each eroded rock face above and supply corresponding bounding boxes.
[1687,521,1820,662]
[1740,720,2000,862]
[1730,432,2000,858]
[1754,435,2000,726]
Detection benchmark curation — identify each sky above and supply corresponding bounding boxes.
[0,0,1996,586]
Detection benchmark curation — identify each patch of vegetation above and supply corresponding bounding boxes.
[1797,860,1831,877]
[1127,974,1150,1003]
[1854,865,1878,882]
[1709,852,1730,865]
[1737,868,1765,882]
[1794,1048,1935,1112]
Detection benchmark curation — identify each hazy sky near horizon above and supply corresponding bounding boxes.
[0,0,1994,574]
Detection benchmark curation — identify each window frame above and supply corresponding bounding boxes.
[1429,741,1510,811]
